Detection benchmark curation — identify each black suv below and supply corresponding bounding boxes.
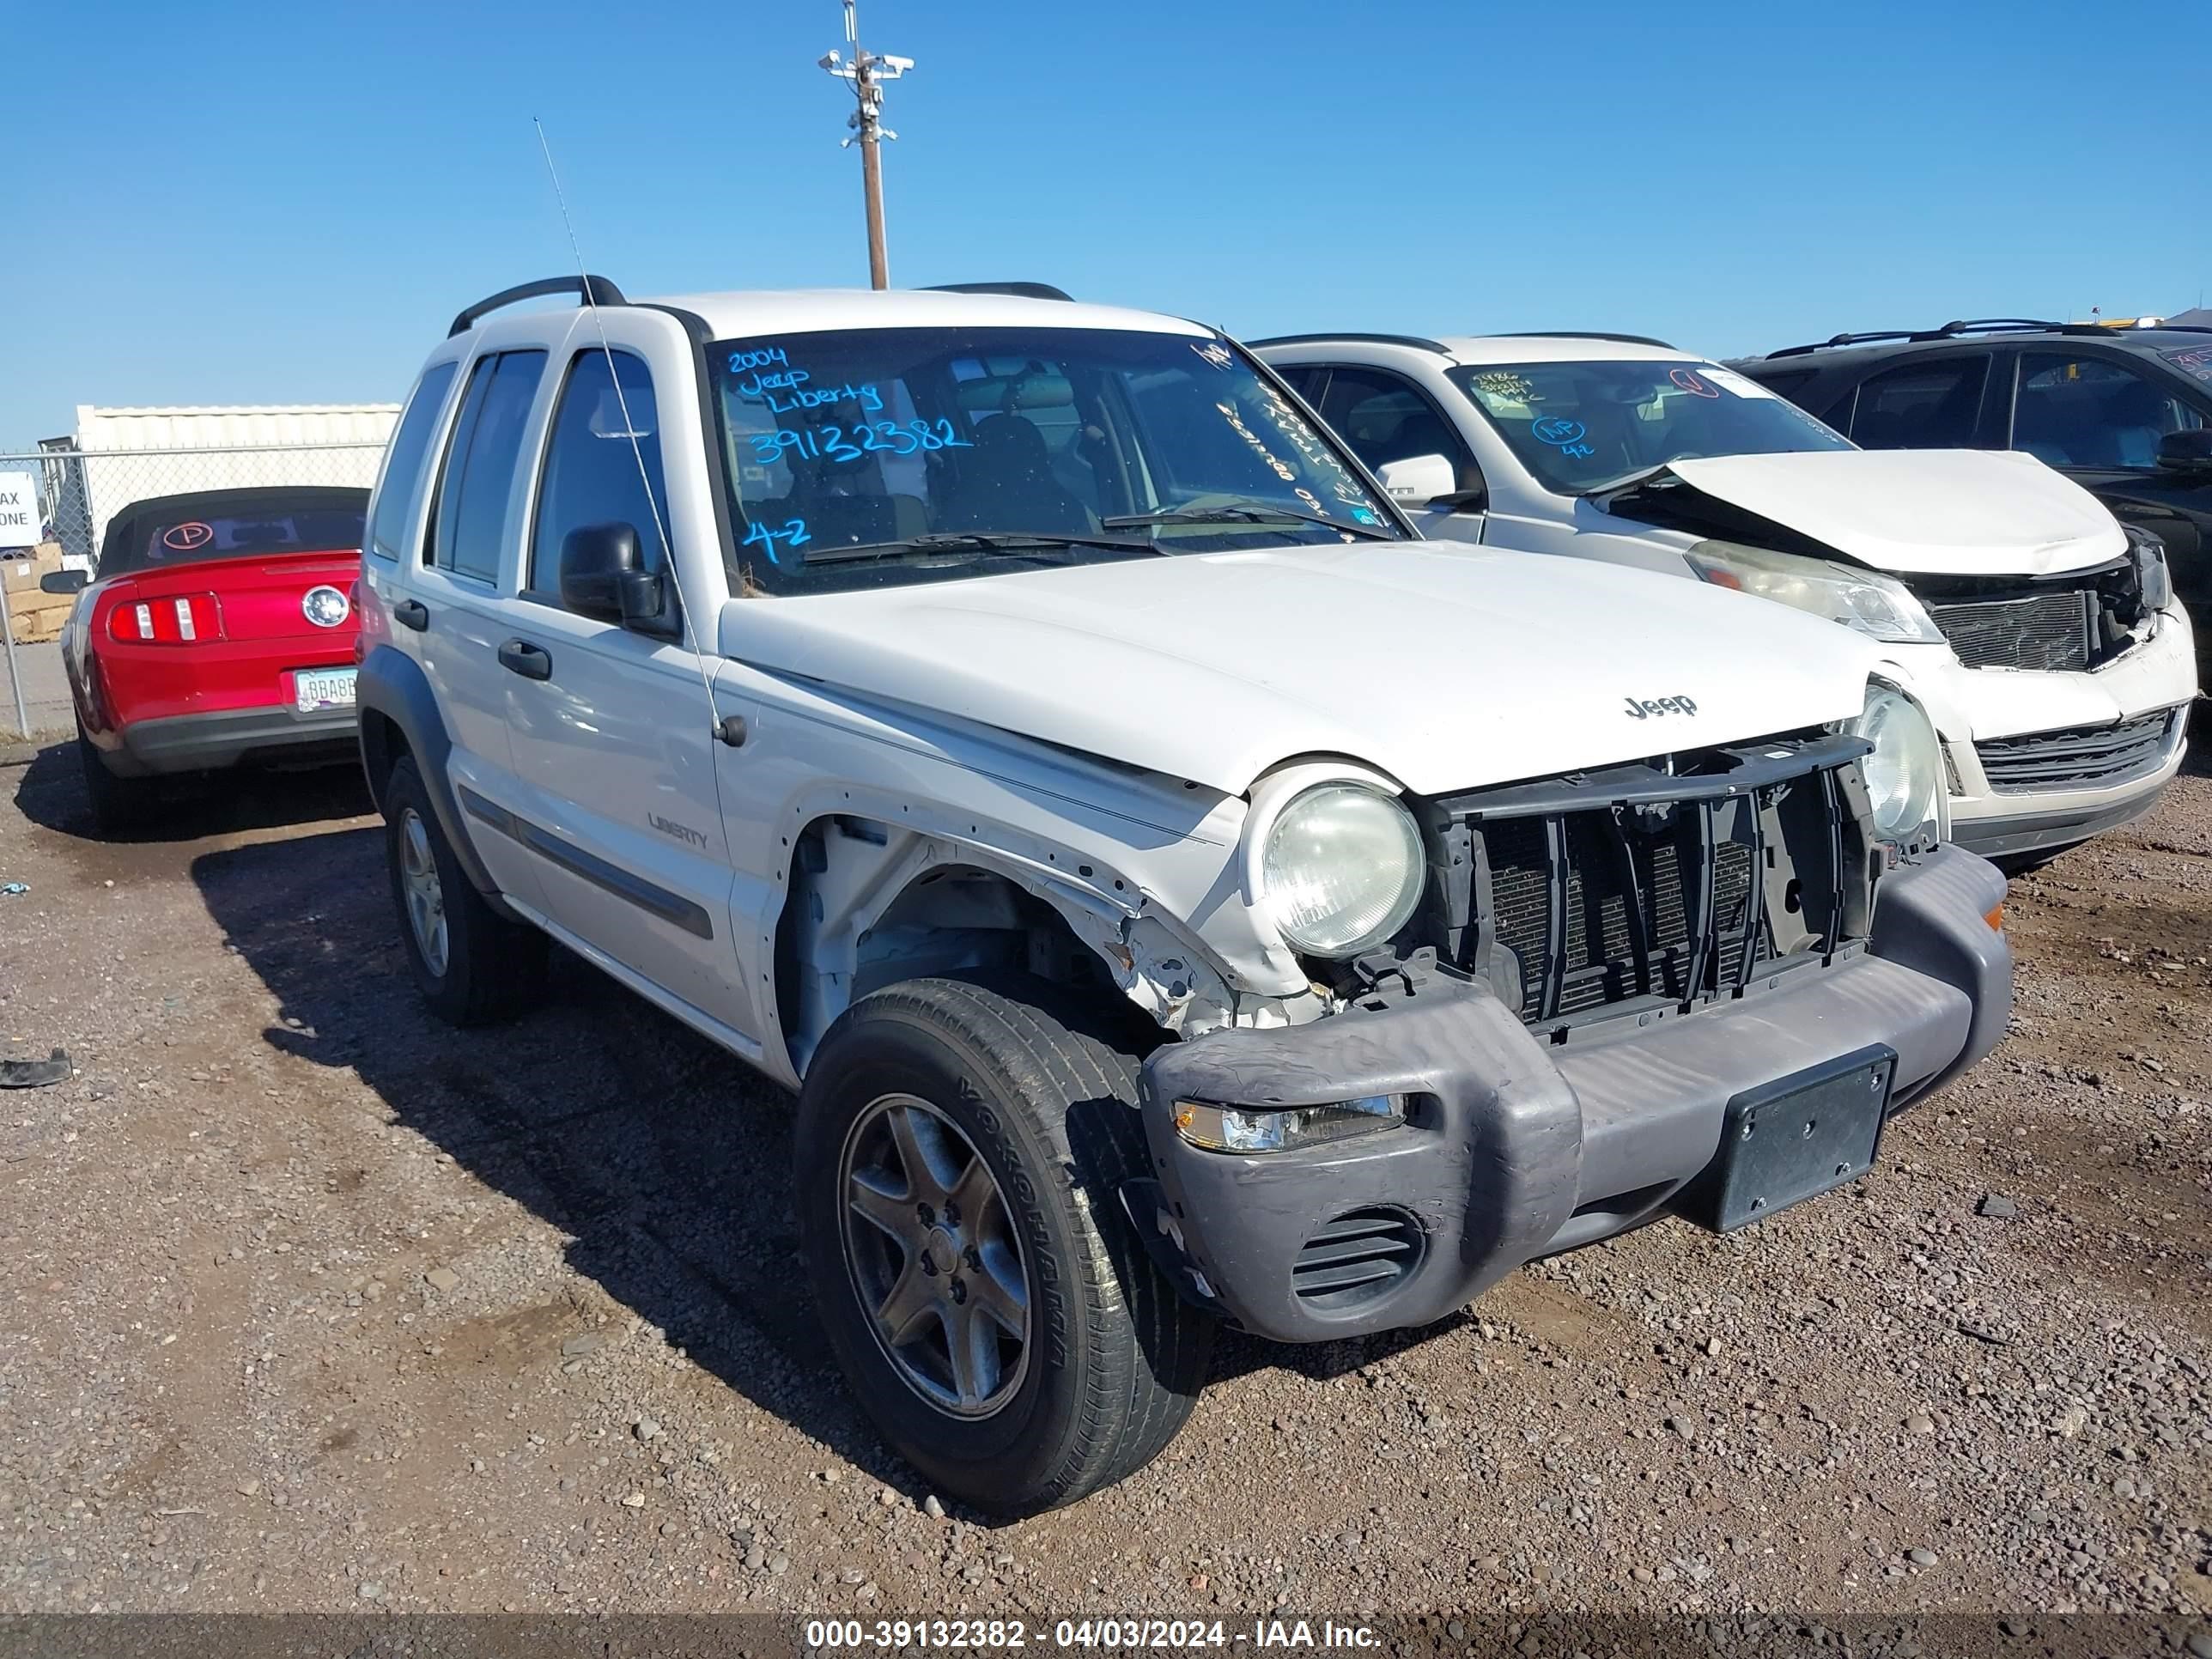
[1730,319,2212,623]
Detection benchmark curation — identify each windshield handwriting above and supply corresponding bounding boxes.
[742,517,811,563]
[732,367,888,415]
[750,419,972,468]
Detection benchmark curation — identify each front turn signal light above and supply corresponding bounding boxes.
[1172,1095,1404,1154]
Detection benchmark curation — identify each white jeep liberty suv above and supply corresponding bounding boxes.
[357,277,2013,1515]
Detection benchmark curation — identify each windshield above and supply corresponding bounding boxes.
[2160,343,2212,388]
[1446,359,1853,494]
[705,325,1402,592]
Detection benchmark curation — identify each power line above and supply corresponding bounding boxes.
[818,0,912,291]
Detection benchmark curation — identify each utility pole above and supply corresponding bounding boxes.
[819,0,912,290]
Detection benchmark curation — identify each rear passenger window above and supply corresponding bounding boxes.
[368,361,458,562]
[428,349,548,582]
[1816,387,1858,430]
[1273,365,1330,406]
[1846,356,1990,450]
[1742,367,1817,404]
[531,349,670,593]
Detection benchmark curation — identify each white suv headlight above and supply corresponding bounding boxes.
[1854,682,1942,847]
[1261,783,1426,958]
[1687,540,1945,646]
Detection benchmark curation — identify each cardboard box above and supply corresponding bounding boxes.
[3,584,58,617]
[3,541,64,596]
[3,597,70,644]
[5,579,72,637]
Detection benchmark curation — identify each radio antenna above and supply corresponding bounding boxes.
[532,116,736,744]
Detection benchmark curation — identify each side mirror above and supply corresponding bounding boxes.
[559,522,667,631]
[2154,428,2212,474]
[1375,452,1486,513]
[39,568,88,596]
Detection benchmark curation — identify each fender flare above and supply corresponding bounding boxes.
[356,641,511,908]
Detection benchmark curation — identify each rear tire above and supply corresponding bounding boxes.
[794,976,1212,1516]
[381,756,546,1025]
[76,726,156,835]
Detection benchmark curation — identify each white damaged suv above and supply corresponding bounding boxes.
[1255,331,2197,862]
[358,279,2011,1513]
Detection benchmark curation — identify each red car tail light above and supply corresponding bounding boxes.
[109,592,222,645]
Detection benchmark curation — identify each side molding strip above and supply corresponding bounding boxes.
[458,787,715,941]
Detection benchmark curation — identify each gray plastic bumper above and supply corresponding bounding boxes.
[1953,786,2166,861]
[107,704,358,778]
[1131,844,2011,1344]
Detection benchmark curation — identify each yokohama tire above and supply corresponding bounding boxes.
[794,976,1212,1515]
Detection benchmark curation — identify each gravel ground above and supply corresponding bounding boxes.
[0,739,2207,1636]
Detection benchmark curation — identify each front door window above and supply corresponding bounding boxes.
[2013,353,2207,470]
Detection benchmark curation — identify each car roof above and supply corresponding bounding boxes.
[1433,334,1695,366]
[1737,324,2212,370]
[1252,332,1696,367]
[463,286,1215,348]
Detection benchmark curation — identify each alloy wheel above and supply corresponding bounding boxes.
[837,1092,1031,1418]
[398,808,449,977]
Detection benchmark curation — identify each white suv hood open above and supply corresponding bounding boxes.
[1656,449,2128,578]
[720,543,1879,798]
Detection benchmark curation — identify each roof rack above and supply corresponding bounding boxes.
[1489,330,1678,349]
[924,282,1073,301]
[1244,331,1452,354]
[449,276,627,338]
[1760,316,2124,359]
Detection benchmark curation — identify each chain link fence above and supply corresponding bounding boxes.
[1,441,387,738]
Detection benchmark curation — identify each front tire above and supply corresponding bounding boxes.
[794,977,1212,1516]
[381,756,546,1025]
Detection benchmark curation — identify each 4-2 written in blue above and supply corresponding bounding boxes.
[742,518,811,563]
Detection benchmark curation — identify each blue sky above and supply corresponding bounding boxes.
[11,0,2206,444]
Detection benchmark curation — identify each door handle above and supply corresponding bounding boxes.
[497,638,552,681]
[391,599,428,632]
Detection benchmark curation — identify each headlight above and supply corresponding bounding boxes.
[1173,1094,1404,1154]
[1687,540,1944,646]
[2125,525,2173,613]
[1853,683,1942,846]
[1261,783,1425,958]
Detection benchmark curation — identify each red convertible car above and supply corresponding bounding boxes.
[49,485,370,830]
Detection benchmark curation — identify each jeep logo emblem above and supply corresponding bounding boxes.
[1624,694,1698,720]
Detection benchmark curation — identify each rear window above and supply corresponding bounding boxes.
[99,490,368,579]
[368,361,460,561]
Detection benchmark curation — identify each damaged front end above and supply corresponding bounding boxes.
[1601,466,2178,673]
[779,813,1315,1077]
[1899,535,2168,673]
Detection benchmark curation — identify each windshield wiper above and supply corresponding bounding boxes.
[802,531,1164,567]
[1578,463,1678,500]
[1100,503,1397,542]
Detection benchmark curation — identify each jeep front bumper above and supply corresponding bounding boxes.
[1127,844,2010,1343]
